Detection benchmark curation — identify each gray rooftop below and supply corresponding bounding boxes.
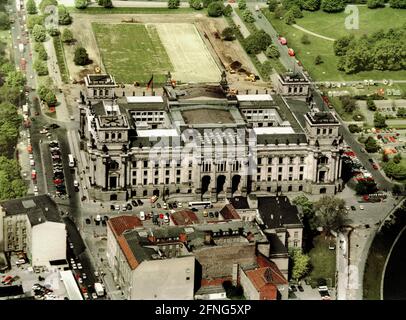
[1,195,62,226]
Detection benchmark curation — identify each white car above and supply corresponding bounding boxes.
[33,185,38,192]
[39,129,48,134]
[78,278,83,284]
[72,264,77,270]
[29,154,34,160]
[92,293,98,299]
[177,202,183,208]
[83,292,89,300]
[359,205,364,210]
[82,273,87,280]
[121,204,127,211]
[30,159,35,166]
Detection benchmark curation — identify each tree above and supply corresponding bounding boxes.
[47,27,60,36]
[397,107,406,118]
[223,4,233,16]
[293,195,314,220]
[290,249,310,281]
[45,91,57,106]
[367,0,385,8]
[314,55,323,65]
[39,0,58,12]
[207,1,224,16]
[392,184,402,196]
[238,0,247,10]
[260,60,274,76]
[274,6,286,19]
[27,15,45,30]
[348,124,362,133]
[58,5,72,25]
[365,136,380,153]
[383,160,406,180]
[268,0,278,11]
[74,46,90,65]
[244,30,272,54]
[265,44,280,58]
[27,0,38,14]
[34,60,48,76]
[374,112,387,128]
[389,0,406,8]
[0,13,10,30]
[365,99,376,112]
[5,71,25,88]
[242,9,255,22]
[0,86,23,106]
[75,0,88,9]
[37,44,48,60]
[394,153,402,164]
[340,96,356,113]
[32,24,47,42]
[168,0,180,9]
[311,196,348,234]
[98,0,113,8]
[302,0,321,11]
[321,0,346,12]
[189,0,203,9]
[355,179,377,195]
[290,4,303,18]
[222,27,235,41]
[284,10,296,25]
[334,35,354,56]
[282,0,302,9]
[61,28,74,43]
[202,0,215,7]
[301,34,310,45]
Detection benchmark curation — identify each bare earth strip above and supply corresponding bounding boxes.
[153,23,221,84]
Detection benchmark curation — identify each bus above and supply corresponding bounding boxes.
[188,201,213,209]
[68,154,75,167]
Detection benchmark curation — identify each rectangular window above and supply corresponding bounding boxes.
[323,128,327,134]
[257,168,261,174]
[176,177,180,184]
[154,178,158,184]
[294,231,299,239]
[143,161,148,168]
[165,178,170,184]
[278,175,282,181]
[300,157,305,164]
[278,167,283,173]
[300,166,304,172]
[268,167,272,173]
[257,175,261,181]
[257,157,262,165]
[288,176,293,181]
[289,157,294,164]
[317,129,321,135]
[299,174,304,180]
[279,157,283,164]
[166,170,170,176]
[132,179,136,185]
[289,167,293,172]
[132,171,137,177]
[268,157,272,164]
[143,178,147,185]
[329,128,333,134]
[176,170,181,175]
[143,170,148,176]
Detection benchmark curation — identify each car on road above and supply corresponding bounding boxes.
[121,204,127,211]
[359,205,364,210]
[298,285,304,292]
[33,185,38,192]
[104,216,109,221]
[39,129,48,134]
[126,203,132,210]
[372,163,379,170]
[172,202,177,209]
[114,204,120,211]
[290,285,297,292]
[30,159,35,166]
[137,199,143,206]
[85,218,91,224]
[82,273,87,280]
[29,154,33,160]
[92,292,98,299]
[351,206,356,211]
[83,292,89,300]
[50,124,60,129]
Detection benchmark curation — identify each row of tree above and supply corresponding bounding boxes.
[334,26,406,74]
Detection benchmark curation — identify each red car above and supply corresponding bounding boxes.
[288,48,295,57]
[53,179,63,185]
[372,163,379,170]
[278,36,287,45]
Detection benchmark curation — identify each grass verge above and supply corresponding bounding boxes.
[53,36,69,83]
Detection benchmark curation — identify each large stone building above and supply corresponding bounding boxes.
[79,73,343,202]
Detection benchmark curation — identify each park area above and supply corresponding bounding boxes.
[262,7,406,81]
[92,23,173,84]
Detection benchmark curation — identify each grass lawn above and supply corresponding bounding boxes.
[92,23,173,84]
[262,7,406,82]
[70,7,199,14]
[307,234,336,287]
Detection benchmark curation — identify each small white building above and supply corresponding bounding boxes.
[0,195,67,267]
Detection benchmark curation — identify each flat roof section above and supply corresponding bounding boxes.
[253,127,295,135]
[59,271,83,301]
[236,94,273,102]
[136,129,179,137]
[181,109,235,124]
[126,96,164,103]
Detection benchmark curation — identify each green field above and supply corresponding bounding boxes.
[92,23,173,84]
[262,7,406,82]
[53,36,69,83]
[307,235,336,287]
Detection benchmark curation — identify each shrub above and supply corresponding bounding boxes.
[207,1,224,16]
[321,0,346,12]
[222,27,235,41]
[74,47,90,66]
[265,45,280,58]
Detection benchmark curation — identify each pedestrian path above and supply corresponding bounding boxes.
[292,24,336,42]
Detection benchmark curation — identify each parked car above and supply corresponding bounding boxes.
[85,218,91,224]
[290,285,297,292]
[157,203,161,208]
[126,203,132,211]
[114,204,120,211]
[351,206,356,211]
[298,285,304,292]
[131,200,138,207]
[137,199,143,206]
[121,204,127,211]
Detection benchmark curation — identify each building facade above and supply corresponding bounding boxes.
[80,74,343,202]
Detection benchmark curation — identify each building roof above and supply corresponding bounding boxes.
[256,254,288,285]
[229,197,250,210]
[236,94,273,102]
[108,215,143,239]
[126,96,163,103]
[257,196,302,230]
[245,268,278,300]
[220,204,241,220]
[171,210,199,226]
[0,195,62,226]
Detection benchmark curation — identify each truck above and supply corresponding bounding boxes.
[94,282,104,297]
[19,43,24,53]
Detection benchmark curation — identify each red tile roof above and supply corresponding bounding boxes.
[245,268,278,300]
[256,254,288,285]
[171,210,199,226]
[107,215,143,239]
[220,204,241,220]
[117,235,139,270]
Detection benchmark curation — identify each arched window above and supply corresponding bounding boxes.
[112,133,116,139]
